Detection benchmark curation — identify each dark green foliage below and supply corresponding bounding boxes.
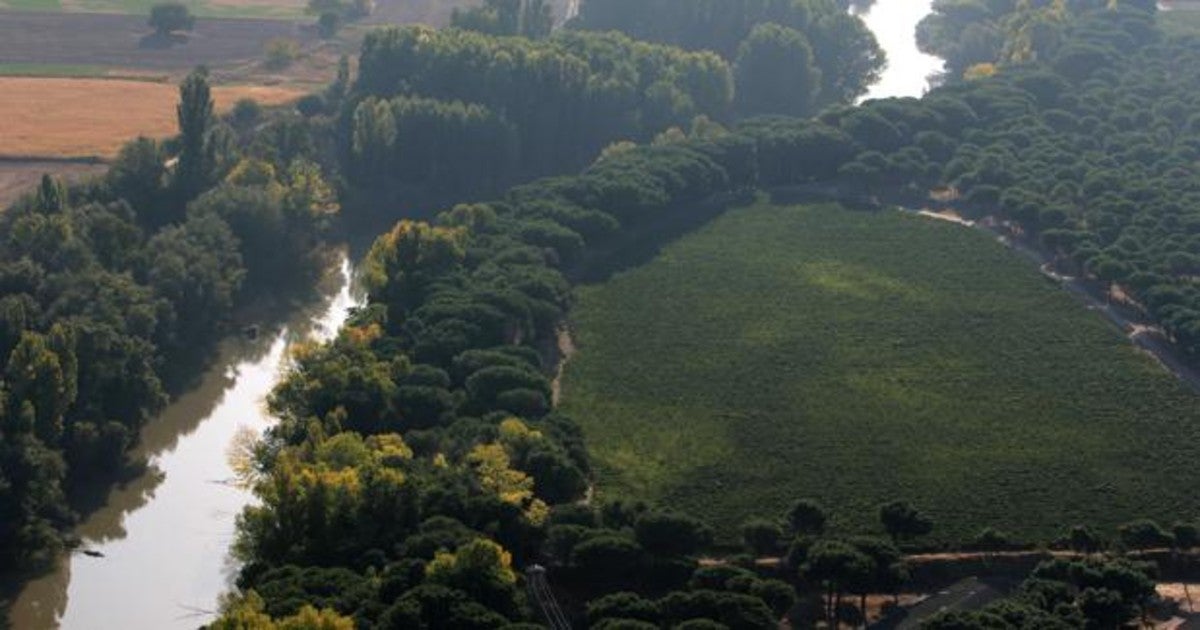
[587,592,661,625]
[452,0,553,39]
[787,499,828,536]
[878,500,933,543]
[735,23,820,117]
[1117,519,1173,551]
[572,0,883,105]
[657,589,776,629]
[0,69,330,573]
[740,518,783,557]
[1066,525,1105,554]
[1173,522,1200,549]
[634,511,714,557]
[148,2,194,35]
[347,26,734,203]
[174,68,215,206]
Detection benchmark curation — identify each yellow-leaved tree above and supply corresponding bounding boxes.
[210,591,354,630]
[466,442,549,525]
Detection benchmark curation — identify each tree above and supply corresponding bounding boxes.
[879,501,933,544]
[633,511,713,557]
[1172,522,1199,550]
[425,539,520,617]
[1067,525,1104,554]
[786,499,827,536]
[35,175,68,213]
[586,592,660,626]
[107,137,167,223]
[265,38,300,70]
[451,0,553,39]
[735,23,821,118]
[1118,520,1173,552]
[740,518,783,557]
[148,2,194,36]
[175,68,215,204]
[317,11,340,38]
[801,539,873,624]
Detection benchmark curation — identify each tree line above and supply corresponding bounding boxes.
[329,0,885,213]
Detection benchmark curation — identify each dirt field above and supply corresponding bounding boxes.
[0,10,315,70]
[0,77,304,158]
[0,160,106,208]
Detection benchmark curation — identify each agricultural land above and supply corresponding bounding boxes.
[560,201,1200,545]
[0,77,304,158]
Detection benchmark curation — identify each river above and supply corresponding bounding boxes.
[856,0,942,101]
[8,254,362,629]
[6,2,940,628]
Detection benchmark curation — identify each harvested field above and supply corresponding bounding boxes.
[0,10,314,70]
[0,77,303,158]
[0,160,106,207]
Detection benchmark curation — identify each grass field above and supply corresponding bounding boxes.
[560,201,1200,545]
[0,77,303,158]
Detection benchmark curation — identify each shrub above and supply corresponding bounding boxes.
[148,2,193,35]
[265,38,300,70]
[318,11,341,38]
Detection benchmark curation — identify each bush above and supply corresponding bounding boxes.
[1118,520,1174,551]
[265,38,300,70]
[317,11,341,38]
[634,511,713,557]
[740,518,782,556]
[296,94,327,118]
[230,98,263,131]
[148,2,193,35]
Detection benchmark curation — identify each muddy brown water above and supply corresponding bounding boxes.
[6,2,940,627]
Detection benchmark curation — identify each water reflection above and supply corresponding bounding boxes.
[10,252,361,630]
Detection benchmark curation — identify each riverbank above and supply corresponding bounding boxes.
[6,252,361,630]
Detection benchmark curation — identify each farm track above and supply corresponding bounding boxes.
[0,10,315,70]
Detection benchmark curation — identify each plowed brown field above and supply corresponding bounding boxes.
[0,77,302,158]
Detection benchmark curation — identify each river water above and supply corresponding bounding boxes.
[9,254,361,629]
[857,0,942,101]
[6,3,940,628]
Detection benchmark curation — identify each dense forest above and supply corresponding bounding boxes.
[0,70,336,576]
[206,1,1200,626]
[5,0,1200,626]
